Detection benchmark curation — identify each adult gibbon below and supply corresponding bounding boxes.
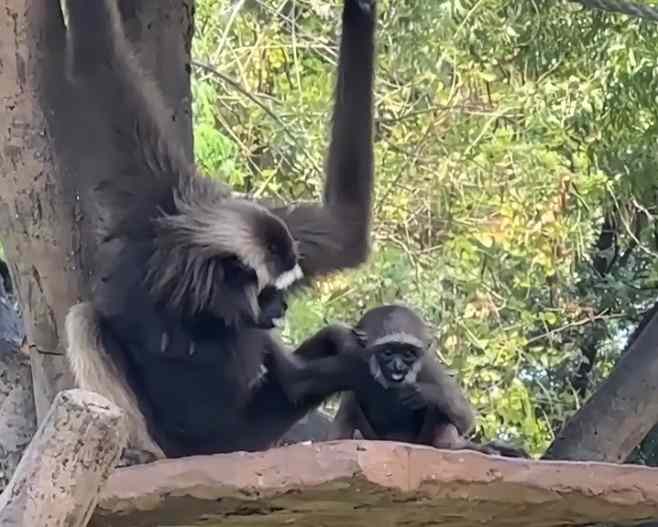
[62,0,378,461]
[328,305,529,458]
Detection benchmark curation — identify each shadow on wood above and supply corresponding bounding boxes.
[94,440,658,527]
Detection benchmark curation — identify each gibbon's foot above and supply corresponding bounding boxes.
[483,440,531,459]
[117,448,160,468]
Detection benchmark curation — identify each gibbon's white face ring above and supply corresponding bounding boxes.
[274,263,304,290]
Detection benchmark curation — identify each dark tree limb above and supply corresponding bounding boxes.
[571,0,658,21]
[544,302,658,462]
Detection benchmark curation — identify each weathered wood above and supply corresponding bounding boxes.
[93,441,658,527]
[0,389,126,527]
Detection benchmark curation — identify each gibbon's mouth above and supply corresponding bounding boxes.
[390,372,405,382]
[274,264,304,290]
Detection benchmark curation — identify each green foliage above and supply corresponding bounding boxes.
[192,0,658,455]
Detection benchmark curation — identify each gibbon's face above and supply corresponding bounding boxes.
[256,212,302,292]
[373,342,423,384]
[146,194,303,328]
[222,203,302,329]
[256,285,288,329]
[356,305,432,387]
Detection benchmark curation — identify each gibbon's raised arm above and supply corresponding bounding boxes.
[63,0,203,242]
[273,0,376,279]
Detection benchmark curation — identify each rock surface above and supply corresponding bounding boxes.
[93,440,658,527]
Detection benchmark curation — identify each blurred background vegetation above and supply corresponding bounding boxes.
[188,0,658,456]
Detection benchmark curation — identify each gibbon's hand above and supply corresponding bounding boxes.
[324,323,369,360]
[398,384,428,411]
[347,0,376,17]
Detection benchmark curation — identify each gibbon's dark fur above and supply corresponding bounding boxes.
[328,305,529,458]
[63,0,377,459]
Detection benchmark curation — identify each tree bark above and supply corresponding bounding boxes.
[0,0,194,424]
[544,306,658,462]
[0,389,126,527]
[0,344,35,492]
[0,0,80,423]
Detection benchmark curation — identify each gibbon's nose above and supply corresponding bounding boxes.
[392,357,405,372]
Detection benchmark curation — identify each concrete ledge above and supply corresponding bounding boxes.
[93,440,658,526]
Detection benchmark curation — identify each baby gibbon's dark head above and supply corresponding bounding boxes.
[356,304,433,388]
[146,185,303,328]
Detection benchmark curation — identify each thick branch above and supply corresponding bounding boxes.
[0,389,126,527]
[544,305,658,462]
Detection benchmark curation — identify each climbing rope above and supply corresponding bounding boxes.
[571,0,658,22]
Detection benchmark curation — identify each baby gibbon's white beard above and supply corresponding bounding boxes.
[274,263,303,290]
[405,360,422,384]
[370,356,389,389]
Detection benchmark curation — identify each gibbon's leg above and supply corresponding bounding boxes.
[65,303,165,464]
[328,392,378,440]
[271,0,377,279]
[428,419,530,458]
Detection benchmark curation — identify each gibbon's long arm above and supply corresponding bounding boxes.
[413,358,476,436]
[266,325,371,404]
[273,0,376,279]
[63,0,202,243]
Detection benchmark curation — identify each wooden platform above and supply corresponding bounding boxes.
[93,440,658,527]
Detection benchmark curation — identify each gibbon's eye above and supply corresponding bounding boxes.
[380,348,393,359]
[403,349,417,361]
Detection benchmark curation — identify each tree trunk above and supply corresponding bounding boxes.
[0,0,194,424]
[0,389,126,527]
[544,305,658,462]
[0,344,35,491]
[0,0,80,423]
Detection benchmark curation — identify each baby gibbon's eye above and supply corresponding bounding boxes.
[403,349,417,361]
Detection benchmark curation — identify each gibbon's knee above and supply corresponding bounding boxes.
[65,303,165,460]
